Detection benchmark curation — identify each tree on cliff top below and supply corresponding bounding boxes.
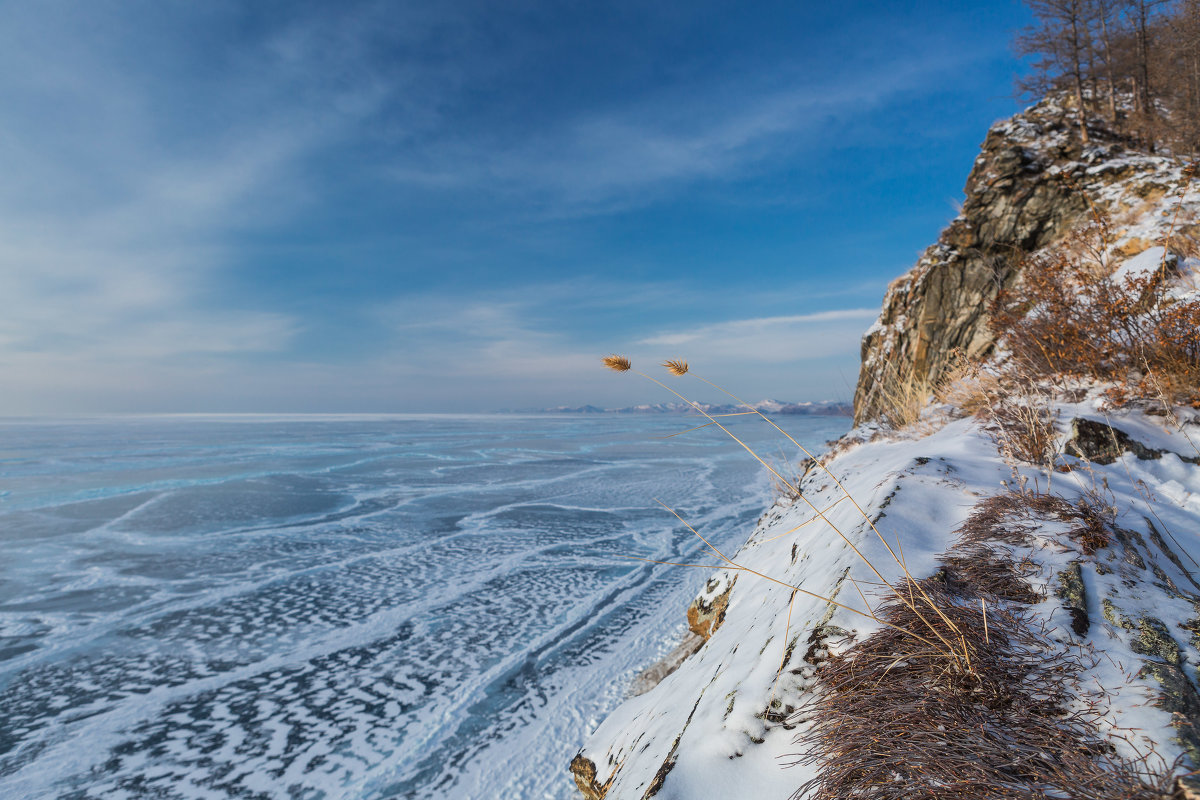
[1017,0,1095,144]
[1013,0,1200,153]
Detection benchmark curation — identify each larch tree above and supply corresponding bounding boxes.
[1018,0,1097,143]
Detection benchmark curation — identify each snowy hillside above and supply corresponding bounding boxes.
[573,99,1200,799]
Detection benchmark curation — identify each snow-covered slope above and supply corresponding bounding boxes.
[572,402,1200,798]
[572,99,1200,799]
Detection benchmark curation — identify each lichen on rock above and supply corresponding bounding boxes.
[1056,561,1089,637]
[1064,418,1164,465]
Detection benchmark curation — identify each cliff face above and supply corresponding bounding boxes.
[854,97,1173,424]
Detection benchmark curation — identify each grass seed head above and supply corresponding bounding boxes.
[602,354,632,372]
[663,359,689,376]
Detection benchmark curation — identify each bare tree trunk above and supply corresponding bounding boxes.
[1097,2,1118,123]
[1070,7,1090,143]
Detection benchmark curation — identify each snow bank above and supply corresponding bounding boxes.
[573,403,1200,798]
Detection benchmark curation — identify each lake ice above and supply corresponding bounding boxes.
[0,414,846,799]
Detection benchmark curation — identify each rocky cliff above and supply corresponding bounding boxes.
[854,96,1184,425]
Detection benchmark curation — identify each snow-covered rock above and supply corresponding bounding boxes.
[854,95,1198,426]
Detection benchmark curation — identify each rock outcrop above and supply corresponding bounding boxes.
[854,96,1178,425]
[684,571,735,640]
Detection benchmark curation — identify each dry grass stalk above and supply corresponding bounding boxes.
[933,350,999,417]
[768,451,811,502]
[603,355,975,672]
[862,359,930,430]
[957,490,1113,556]
[602,354,632,371]
[981,376,1061,470]
[1141,367,1200,459]
[790,581,1172,800]
[619,501,946,653]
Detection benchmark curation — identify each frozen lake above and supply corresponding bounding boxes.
[0,413,847,799]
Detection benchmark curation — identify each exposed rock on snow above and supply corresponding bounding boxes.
[1066,417,1172,464]
[685,571,736,641]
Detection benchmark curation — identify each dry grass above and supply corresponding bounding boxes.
[603,355,979,673]
[768,451,813,503]
[957,490,1113,561]
[789,579,1172,800]
[870,350,999,433]
[980,377,1061,469]
[602,354,632,371]
[940,543,1043,605]
[933,351,1000,417]
[860,359,930,431]
[788,490,1172,800]
[989,209,1200,407]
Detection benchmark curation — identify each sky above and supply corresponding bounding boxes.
[0,0,1033,414]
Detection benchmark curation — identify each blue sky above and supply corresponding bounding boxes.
[0,0,1031,413]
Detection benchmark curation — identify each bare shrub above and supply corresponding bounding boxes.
[990,216,1200,406]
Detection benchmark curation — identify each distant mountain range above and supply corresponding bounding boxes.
[519,399,853,416]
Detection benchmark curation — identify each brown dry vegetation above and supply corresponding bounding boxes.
[933,351,1001,418]
[981,377,1062,468]
[788,491,1174,800]
[989,216,1200,407]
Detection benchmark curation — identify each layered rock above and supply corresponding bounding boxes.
[854,96,1179,425]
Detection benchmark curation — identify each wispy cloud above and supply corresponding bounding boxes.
[0,4,398,410]
[0,2,1006,412]
[386,47,983,216]
[367,288,872,408]
[640,308,877,362]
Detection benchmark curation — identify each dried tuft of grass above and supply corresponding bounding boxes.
[868,360,930,430]
[788,490,1170,800]
[790,578,1171,800]
[982,377,1060,469]
[933,351,1000,418]
[940,544,1043,605]
[957,489,1113,558]
[602,354,632,372]
[662,359,689,376]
